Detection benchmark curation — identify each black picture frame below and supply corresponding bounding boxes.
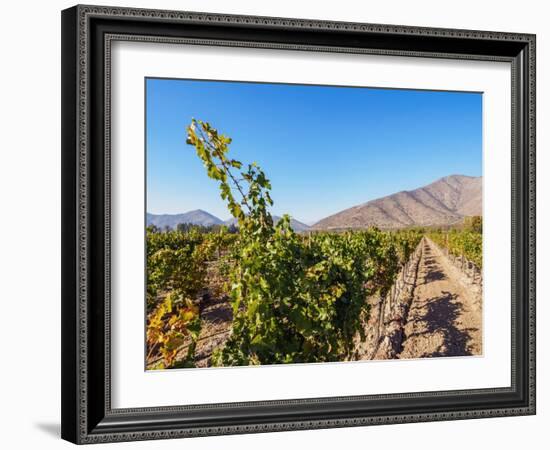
[61,4,536,444]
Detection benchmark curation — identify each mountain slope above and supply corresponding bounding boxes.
[224,215,310,232]
[147,210,223,229]
[147,210,310,232]
[312,175,482,230]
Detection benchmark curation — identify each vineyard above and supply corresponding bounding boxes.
[428,228,482,269]
[427,226,482,285]
[146,120,482,369]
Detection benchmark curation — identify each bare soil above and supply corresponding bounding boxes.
[398,239,482,359]
[194,293,232,367]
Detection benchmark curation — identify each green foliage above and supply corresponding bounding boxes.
[463,216,483,234]
[146,227,214,311]
[429,229,482,268]
[213,227,378,365]
[186,119,423,366]
[175,222,238,234]
[394,229,425,265]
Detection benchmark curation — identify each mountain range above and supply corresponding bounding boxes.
[146,210,223,229]
[312,175,482,230]
[146,210,310,232]
[147,175,481,232]
[222,216,310,232]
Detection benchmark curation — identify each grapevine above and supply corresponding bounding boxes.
[428,225,482,269]
[144,120,433,368]
[186,119,423,366]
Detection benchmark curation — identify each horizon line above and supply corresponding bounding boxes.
[147,173,482,225]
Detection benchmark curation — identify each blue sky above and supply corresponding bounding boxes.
[146,78,482,224]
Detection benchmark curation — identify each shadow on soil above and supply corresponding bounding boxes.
[404,290,478,357]
[421,249,447,284]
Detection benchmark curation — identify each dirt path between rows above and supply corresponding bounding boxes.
[398,238,482,359]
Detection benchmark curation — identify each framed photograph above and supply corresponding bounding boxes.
[61,5,536,444]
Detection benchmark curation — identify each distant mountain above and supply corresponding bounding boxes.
[312,175,482,230]
[147,210,311,232]
[224,215,310,232]
[147,210,223,229]
[280,217,311,232]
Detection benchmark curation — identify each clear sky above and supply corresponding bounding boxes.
[146,78,482,224]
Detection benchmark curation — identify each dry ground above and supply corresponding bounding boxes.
[398,239,482,359]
